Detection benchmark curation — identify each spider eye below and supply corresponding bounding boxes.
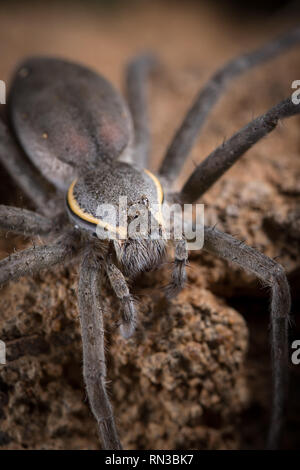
[141,195,149,207]
[127,210,140,222]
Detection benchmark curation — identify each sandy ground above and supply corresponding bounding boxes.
[0,0,299,449]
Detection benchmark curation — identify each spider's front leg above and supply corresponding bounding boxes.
[180,98,300,202]
[105,258,137,339]
[0,229,80,286]
[78,249,122,450]
[166,238,188,298]
[203,226,291,450]
[0,204,56,236]
[159,27,300,183]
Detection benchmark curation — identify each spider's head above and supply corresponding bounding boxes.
[66,161,167,276]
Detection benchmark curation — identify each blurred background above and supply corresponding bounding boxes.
[0,0,299,450]
[2,0,299,175]
[0,0,299,172]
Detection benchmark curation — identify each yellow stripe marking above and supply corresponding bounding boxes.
[143,169,164,226]
[143,169,164,204]
[67,180,127,238]
[67,169,164,238]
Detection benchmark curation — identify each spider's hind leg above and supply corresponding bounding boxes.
[0,204,56,236]
[203,225,291,449]
[125,53,158,169]
[0,119,58,215]
[0,230,80,286]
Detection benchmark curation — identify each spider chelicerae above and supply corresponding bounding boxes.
[0,27,299,450]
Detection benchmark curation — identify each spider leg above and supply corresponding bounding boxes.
[165,238,188,298]
[0,204,56,236]
[125,53,158,168]
[105,259,137,339]
[203,226,291,449]
[0,119,59,215]
[0,230,80,286]
[159,27,300,183]
[78,249,122,450]
[180,98,300,202]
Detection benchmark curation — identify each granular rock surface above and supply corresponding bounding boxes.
[0,267,248,449]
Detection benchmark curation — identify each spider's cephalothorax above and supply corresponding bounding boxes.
[66,161,167,277]
[0,28,299,450]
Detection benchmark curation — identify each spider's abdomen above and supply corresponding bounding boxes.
[8,57,133,189]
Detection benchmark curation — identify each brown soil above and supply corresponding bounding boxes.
[0,0,299,450]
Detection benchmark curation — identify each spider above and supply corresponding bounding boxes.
[0,27,299,451]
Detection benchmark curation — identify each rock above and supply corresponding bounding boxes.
[0,264,248,449]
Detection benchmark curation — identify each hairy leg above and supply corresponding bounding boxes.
[105,258,136,339]
[159,27,300,182]
[78,249,122,450]
[166,238,188,298]
[0,119,59,215]
[203,226,291,449]
[125,53,158,168]
[0,204,56,236]
[0,230,80,286]
[180,98,300,202]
